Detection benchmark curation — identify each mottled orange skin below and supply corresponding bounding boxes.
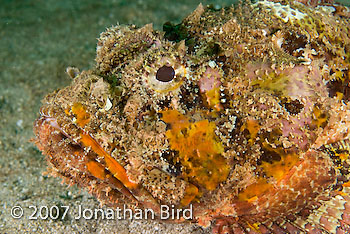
[34,1,350,233]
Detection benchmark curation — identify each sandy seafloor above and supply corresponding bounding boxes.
[1,0,349,234]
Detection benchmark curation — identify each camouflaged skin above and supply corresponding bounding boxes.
[34,0,350,233]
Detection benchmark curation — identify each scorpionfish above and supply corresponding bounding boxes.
[34,0,350,233]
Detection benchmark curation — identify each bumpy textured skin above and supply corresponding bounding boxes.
[34,0,350,233]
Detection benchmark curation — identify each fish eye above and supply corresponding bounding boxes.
[156,65,175,82]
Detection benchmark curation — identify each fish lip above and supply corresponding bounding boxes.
[35,109,158,211]
[37,114,74,143]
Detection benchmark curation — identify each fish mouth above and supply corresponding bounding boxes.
[34,108,158,211]
[34,114,137,203]
[33,106,198,215]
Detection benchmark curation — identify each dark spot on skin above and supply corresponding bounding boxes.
[205,42,221,56]
[281,31,307,56]
[321,143,350,191]
[157,98,172,109]
[190,64,200,69]
[327,75,350,101]
[322,144,349,166]
[328,80,343,98]
[156,65,175,82]
[59,132,68,140]
[199,42,221,57]
[179,83,203,110]
[228,115,243,145]
[340,167,350,176]
[258,148,281,165]
[269,28,281,36]
[220,88,231,110]
[216,55,227,63]
[137,104,155,121]
[260,128,283,148]
[160,150,182,176]
[185,38,196,53]
[280,98,304,115]
[319,113,326,119]
[285,214,297,222]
